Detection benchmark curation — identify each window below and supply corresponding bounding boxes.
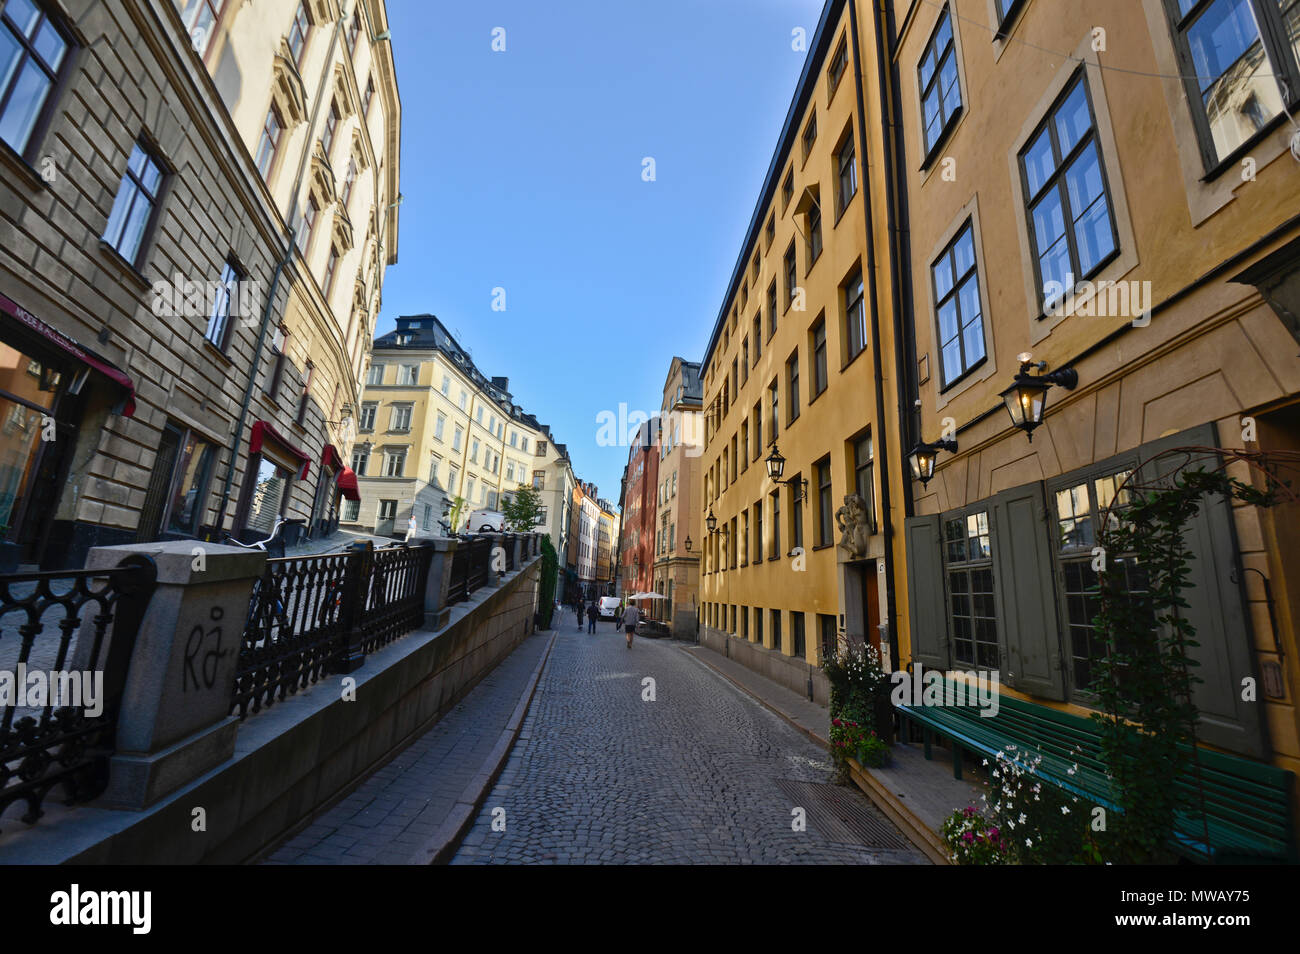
[843,269,866,364]
[792,612,806,659]
[362,76,374,116]
[358,403,377,431]
[452,426,463,451]
[296,196,318,257]
[506,461,515,482]
[470,438,479,463]
[811,317,827,397]
[267,324,288,397]
[771,610,782,652]
[441,374,450,395]
[390,405,411,431]
[351,446,369,475]
[140,424,217,540]
[828,37,848,96]
[532,470,544,489]
[322,100,339,157]
[784,243,798,310]
[753,500,763,566]
[536,440,546,455]
[853,432,875,532]
[448,464,458,492]
[204,260,241,349]
[342,498,360,521]
[287,0,310,65]
[782,168,794,208]
[807,198,822,266]
[246,457,293,535]
[103,140,165,267]
[397,364,418,385]
[383,448,406,477]
[1167,0,1300,168]
[766,212,775,247]
[179,0,225,57]
[432,412,445,441]
[815,457,833,546]
[919,6,962,157]
[741,337,749,383]
[377,499,397,523]
[767,281,778,338]
[943,510,999,669]
[254,107,284,179]
[836,134,857,215]
[818,614,837,662]
[755,608,764,646]
[0,0,69,157]
[322,247,339,298]
[365,364,384,385]
[459,390,467,410]
[429,455,440,485]
[292,359,313,426]
[802,112,817,159]
[1053,468,1144,691]
[465,477,475,501]
[932,220,987,386]
[347,3,362,51]
[741,605,749,639]
[790,478,803,551]
[740,512,748,566]
[768,379,779,442]
[786,350,800,423]
[1019,72,1118,311]
[994,0,1027,33]
[752,315,762,362]
[769,490,780,558]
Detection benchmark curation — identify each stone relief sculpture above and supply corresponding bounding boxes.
[835,493,872,560]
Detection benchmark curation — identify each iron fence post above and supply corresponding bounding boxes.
[335,541,371,674]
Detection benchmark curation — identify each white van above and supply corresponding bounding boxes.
[597,596,621,621]
[466,509,505,533]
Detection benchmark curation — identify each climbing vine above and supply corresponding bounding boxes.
[1090,448,1287,863]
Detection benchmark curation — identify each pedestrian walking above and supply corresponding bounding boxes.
[405,514,418,543]
[586,601,597,634]
[621,601,640,649]
[575,600,584,629]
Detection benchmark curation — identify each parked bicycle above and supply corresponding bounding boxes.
[224,517,291,636]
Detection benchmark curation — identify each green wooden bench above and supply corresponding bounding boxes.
[895,681,1296,864]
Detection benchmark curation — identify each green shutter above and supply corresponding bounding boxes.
[905,514,949,669]
[1138,424,1265,758]
[991,482,1067,701]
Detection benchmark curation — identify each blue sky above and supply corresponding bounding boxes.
[380,0,827,506]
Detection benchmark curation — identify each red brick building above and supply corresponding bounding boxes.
[617,419,658,598]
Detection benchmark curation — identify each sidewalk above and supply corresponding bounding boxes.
[681,642,981,864]
[260,630,554,865]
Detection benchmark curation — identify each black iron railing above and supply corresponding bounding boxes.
[0,556,157,832]
[231,543,433,719]
[446,535,494,606]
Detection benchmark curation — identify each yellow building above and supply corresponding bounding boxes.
[698,0,907,703]
[890,0,1300,819]
[349,314,576,552]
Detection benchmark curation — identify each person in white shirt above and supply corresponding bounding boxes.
[405,514,418,542]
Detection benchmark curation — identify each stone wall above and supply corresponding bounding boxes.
[699,625,829,706]
[0,556,541,865]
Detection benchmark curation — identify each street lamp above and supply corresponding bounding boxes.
[1000,354,1079,442]
[705,508,728,536]
[684,535,693,553]
[907,438,958,488]
[763,443,808,503]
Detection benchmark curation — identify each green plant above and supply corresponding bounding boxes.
[822,641,888,731]
[941,806,1011,865]
[1090,459,1276,863]
[982,746,1101,864]
[502,484,546,531]
[856,731,890,768]
[828,717,868,783]
[537,535,558,630]
[446,495,467,533]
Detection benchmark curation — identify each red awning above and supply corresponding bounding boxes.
[321,443,343,471]
[336,466,360,501]
[0,290,136,416]
[250,420,312,479]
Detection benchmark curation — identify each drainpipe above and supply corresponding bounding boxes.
[848,0,901,671]
[212,15,346,536]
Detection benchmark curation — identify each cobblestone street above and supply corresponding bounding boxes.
[452,625,926,864]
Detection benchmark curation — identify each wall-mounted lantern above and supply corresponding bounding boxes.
[1000,354,1078,442]
[907,438,958,488]
[764,443,808,503]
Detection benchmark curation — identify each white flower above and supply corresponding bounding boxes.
[1018,813,1027,824]
[982,759,989,767]
[1061,806,1070,814]
[1025,838,1033,847]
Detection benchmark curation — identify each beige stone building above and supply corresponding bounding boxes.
[650,357,702,636]
[347,314,577,556]
[0,0,400,567]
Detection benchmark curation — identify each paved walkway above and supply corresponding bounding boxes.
[452,630,925,864]
[681,644,830,744]
[261,632,552,865]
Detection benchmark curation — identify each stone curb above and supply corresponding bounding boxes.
[407,630,557,865]
[681,644,948,864]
